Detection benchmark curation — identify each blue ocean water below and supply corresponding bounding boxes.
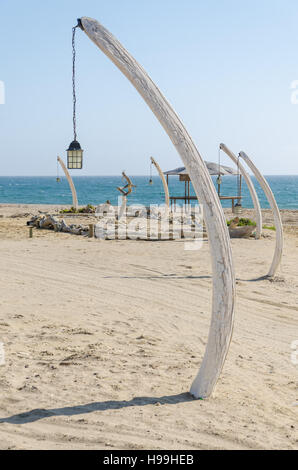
[0,175,297,209]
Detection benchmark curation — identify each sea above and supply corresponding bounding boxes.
[0,175,297,210]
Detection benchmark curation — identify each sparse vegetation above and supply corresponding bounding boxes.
[60,206,77,214]
[60,204,95,214]
[227,218,256,227]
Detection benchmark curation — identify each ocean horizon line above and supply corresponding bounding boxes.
[1,174,298,178]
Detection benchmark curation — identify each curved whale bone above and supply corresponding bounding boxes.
[57,156,79,210]
[150,156,170,211]
[220,144,262,239]
[117,171,136,197]
[79,17,236,398]
[239,151,283,278]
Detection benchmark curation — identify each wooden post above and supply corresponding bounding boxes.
[89,224,94,238]
[29,227,33,238]
[169,221,173,240]
[80,17,236,399]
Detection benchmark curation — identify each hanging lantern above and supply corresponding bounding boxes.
[67,23,83,170]
[67,140,83,169]
[234,157,242,214]
[217,148,222,196]
[56,159,61,182]
[149,159,153,185]
[234,202,242,215]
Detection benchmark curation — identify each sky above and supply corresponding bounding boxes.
[1,0,298,176]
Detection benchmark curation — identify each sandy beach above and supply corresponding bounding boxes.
[0,204,297,450]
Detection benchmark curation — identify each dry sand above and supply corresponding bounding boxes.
[0,204,297,449]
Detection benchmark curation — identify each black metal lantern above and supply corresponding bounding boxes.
[67,23,83,170]
[67,140,83,169]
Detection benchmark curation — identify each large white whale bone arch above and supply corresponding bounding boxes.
[79,17,235,398]
[57,156,79,210]
[239,151,283,278]
[150,156,170,210]
[220,144,262,239]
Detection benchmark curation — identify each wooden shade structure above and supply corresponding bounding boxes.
[164,163,242,210]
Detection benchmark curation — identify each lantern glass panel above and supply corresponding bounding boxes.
[67,149,83,169]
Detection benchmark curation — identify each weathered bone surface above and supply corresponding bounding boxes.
[27,215,88,235]
[117,171,136,197]
[118,195,127,220]
[239,151,283,277]
[80,17,236,398]
[220,144,262,239]
[57,156,79,210]
[150,156,170,210]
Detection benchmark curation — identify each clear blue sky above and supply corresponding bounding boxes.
[1,0,298,176]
